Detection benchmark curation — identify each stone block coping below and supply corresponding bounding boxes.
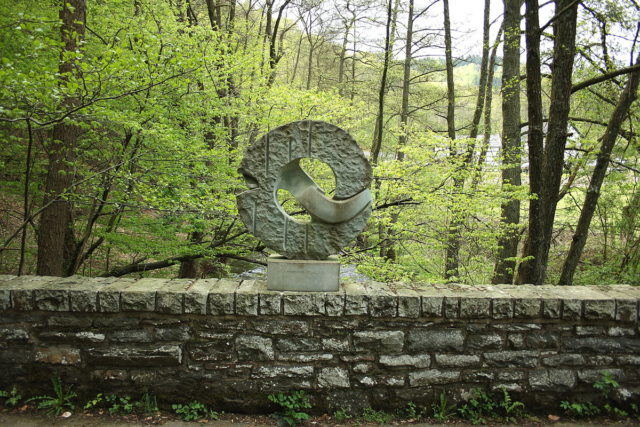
[0,275,638,321]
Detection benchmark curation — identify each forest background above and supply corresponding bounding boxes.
[1,0,639,286]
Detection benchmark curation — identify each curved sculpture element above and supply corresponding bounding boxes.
[236,120,373,260]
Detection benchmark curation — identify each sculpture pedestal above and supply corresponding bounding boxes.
[267,255,340,292]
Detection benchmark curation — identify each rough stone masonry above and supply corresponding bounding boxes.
[0,275,639,413]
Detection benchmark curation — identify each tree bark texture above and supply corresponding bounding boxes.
[37,0,86,276]
[492,0,521,284]
[558,54,640,285]
[517,0,545,284]
[521,0,578,285]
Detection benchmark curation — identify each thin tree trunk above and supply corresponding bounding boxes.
[442,0,460,279]
[397,0,414,160]
[370,0,394,165]
[492,0,521,284]
[468,0,491,141]
[517,0,545,284]
[18,119,34,276]
[472,24,503,190]
[522,0,579,285]
[36,0,86,276]
[558,54,640,285]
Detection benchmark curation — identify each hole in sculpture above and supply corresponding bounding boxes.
[277,158,336,223]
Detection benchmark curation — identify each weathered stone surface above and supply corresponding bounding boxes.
[85,345,181,366]
[250,319,308,336]
[444,297,459,318]
[615,300,638,322]
[236,335,274,360]
[379,354,430,368]
[460,298,490,319]
[276,337,321,352]
[524,332,559,349]
[367,283,397,317]
[575,326,606,336]
[318,367,350,388]
[283,293,325,316]
[421,296,443,317]
[407,330,464,352]
[514,298,541,318]
[35,347,81,365]
[492,298,513,319]
[189,340,234,362]
[484,351,538,368]
[322,337,349,352]
[236,121,373,260]
[156,279,193,314]
[529,369,576,391]
[98,278,136,312]
[344,283,368,315]
[206,279,236,315]
[467,333,502,350]
[542,354,585,367]
[121,278,169,311]
[69,277,116,312]
[0,328,29,341]
[10,276,57,310]
[252,365,314,380]
[259,292,282,315]
[565,337,640,353]
[39,331,105,343]
[409,369,460,386]
[325,292,345,316]
[353,331,404,353]
[608,326,635,336]
[111,329,153,343]
[542,299,561,318]
[584,300,615,320]
[562,299,582,320]
[435,354,480,368]
[236,280,259,316]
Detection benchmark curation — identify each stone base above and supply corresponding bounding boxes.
[267,255,340,292]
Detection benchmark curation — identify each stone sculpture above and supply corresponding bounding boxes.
[237,120,373,260]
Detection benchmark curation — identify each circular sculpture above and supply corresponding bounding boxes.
[236,120,372,259]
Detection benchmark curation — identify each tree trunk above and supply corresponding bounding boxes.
[36,0,86,277]
[370,0,394,165]
[397,0,414,160]
[492,0,521,284]
[468,0,491,141]
[521,0,579,285]
[516,0,545,284]
[442,0,460,279]
[558,54,640,285]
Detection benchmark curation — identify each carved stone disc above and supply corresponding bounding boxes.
[236,120,372,259]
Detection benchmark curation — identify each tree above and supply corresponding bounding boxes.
[36,0,87,276]
[517,0,579,285]
[558,53,640,285]
[492,0,522,284]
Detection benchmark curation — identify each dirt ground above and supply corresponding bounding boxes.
[1,410,639,427]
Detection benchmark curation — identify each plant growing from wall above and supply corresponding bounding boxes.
[360,407,395,424]
[25,377,76,416]
[267,391,312,426]
[172,401,219,421]
[561,371,629,419]
[432,392,456,422]
[0,385,22,407]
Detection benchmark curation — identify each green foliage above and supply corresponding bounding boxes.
[333,408,352,422]
[458,387,525,425]
[0,385,22,407]
[267,391,311,426]
[360,407,395,424]
[267,391,312,427]
[560,371,630,419]
[560,401,600,418]
[432,392,456,422]
[137,392,159,414]
[83,393,103,410]
[172,401,219,421]
[397,401,423,420]
[105,394,135,415]
[25,377,76,416]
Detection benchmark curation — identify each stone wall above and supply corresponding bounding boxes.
[0,274,639,413]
